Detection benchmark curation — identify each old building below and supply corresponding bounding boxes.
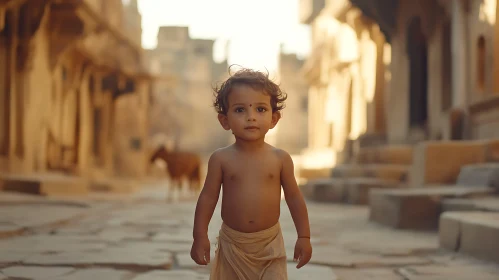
[301,0,499,265]
[347,0,499,143]
[122,0,142,47]
[275,51,309,155]
[299,0,389,177]
[0,0,153,194]
[146,26,228,156]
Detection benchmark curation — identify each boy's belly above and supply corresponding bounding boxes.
[220,184,281,233]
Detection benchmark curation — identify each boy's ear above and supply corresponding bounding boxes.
[218,113,230,130]
[270,111,281,129]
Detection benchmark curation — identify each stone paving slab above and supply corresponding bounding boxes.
[397,265,499,280]
[0,188,498,279]
[23,251,173,270]
[0,205,86,230]
[132,270,209,280]
[55,268,133,280]
[333,268,404,279]
[2,266,75,279]
[439,211,499,264]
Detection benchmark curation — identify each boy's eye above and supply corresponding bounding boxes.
[235,107,244,113]
[257,107,267,112]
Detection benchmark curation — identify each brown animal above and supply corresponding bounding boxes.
[150,145,202,199]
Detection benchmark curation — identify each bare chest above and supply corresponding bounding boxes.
[222,158,281,184]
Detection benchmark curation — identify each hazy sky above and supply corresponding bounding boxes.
[131,0,311,72]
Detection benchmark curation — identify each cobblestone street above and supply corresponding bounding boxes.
[1,183,499,280]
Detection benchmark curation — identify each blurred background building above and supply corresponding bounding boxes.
[146,26,228,156]
[0,0,155,194]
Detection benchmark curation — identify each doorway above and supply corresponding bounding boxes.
[407,17,428,128]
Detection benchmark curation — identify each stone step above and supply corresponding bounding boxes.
[456,163,499,190]
[89,178,140,194]
[0,173,89,196]
[345,178,403,205]
[355,145,413,165]
[331,164,409,182]
[442,196,499,212]
[302,177,403,204]
[409,140,489,188]
[486,139,499,162]
[301,178,346,203]
[300,167,333,181]
[440,211,499,264]
[369,186,495,230]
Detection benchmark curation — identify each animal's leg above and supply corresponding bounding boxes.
[189,177,200,198]
[190,165,202,197]
[167,178,178,203]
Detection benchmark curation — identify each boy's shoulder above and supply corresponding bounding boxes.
[266,144,291,161]
[209,145,234,161]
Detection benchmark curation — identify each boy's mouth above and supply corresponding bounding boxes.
[245,126,259,130]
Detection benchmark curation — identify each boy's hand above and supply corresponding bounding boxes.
[191,236,211,265]
[293,237,312,269]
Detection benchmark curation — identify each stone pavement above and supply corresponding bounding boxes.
[1,186,499,279]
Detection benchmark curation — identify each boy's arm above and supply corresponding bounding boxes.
[280,151,310,238]
[193,151,223,239]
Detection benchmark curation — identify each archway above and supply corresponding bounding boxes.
[407,17,428,128]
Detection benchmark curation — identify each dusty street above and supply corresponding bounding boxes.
[0,183,499,280]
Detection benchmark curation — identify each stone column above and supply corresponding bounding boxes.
[0,5,5,31]
[77,70,92,176]
[451,0,467,107]
[8,8,18,160]
[308,86,317,149]
[104,92,115,175]
[319,87,328,148]
[494,0,499,92]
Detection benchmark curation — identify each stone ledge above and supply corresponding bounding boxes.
[442,197,499,212]
[369,186,495,230]
[0,173,89,196]
[331,164,409,182]
[345,178,402,205]
[409,141,489,187]
[301,178,346,203]
[355,145,413,165]
[456,163,499,190]
[439,211,499,264]
[303,177,404,204]
[300,167,333,181]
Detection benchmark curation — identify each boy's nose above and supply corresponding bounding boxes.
[247,111,256,121]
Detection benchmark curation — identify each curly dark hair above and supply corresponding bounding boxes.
[213,66,287,115]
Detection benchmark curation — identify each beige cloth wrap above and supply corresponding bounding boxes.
[210,222,288,280]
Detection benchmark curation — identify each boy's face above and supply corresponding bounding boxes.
[218,85,280,141]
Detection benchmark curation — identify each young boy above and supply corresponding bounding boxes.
[190,68,312,279]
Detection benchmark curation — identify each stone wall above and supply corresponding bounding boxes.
[276,53,309,154]
[147,26,228,156]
